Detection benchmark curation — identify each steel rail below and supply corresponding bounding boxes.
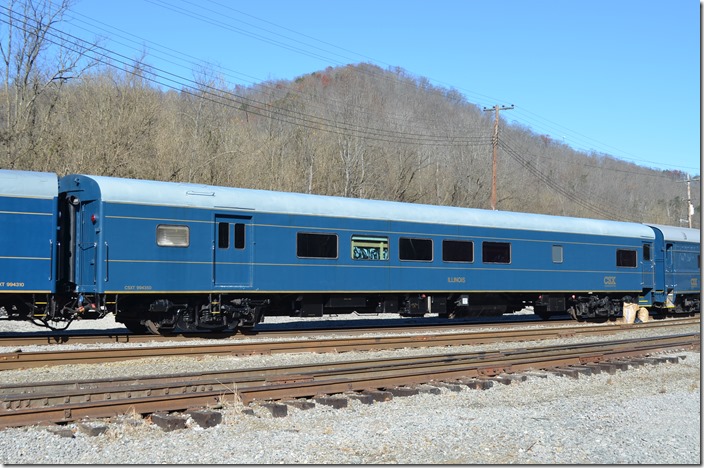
[0,317,699,371]
[0,317,579,347]
[0,316,697,348]
[0,332,698,428]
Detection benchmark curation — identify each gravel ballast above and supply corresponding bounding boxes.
[0,314,700,464]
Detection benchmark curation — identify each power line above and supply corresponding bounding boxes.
[56,3,499,145]
[60,0,485,137]
[4,3,693,205]
[141,0,698,174]
[498,140,627,221]
[58,0,698,175]
[0,9,492,149]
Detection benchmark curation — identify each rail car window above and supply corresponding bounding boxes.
[217,222,229,249]
[482,241,511,264]
[351,235,388,260]
[616,249,637,268]
[297,233,338,259]
[219,222,246,249]
[156,225,190,247]
[442,240,473,263]
[552,245,563,263]
[399,237,433,261]
[643,244,652,261]
[234,223,245,249]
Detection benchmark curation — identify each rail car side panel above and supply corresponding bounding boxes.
[57,173,660,323]
[646,225,701,308]
[82,203,651,298]
[0,171,58,295]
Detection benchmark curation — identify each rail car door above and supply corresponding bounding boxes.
[664,243,675,291]
[641,241,654,289]
[76,200,99,292]
[213,215,253,288]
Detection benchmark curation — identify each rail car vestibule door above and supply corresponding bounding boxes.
[664,243,675,291]
[213,215,253,288]
[641,242,654,289]
[76,199,99,292]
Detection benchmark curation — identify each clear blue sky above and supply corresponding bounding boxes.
[65,0,700,175]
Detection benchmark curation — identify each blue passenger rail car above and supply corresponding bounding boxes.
[645,224,700,313]
[0,170,59,323]
[58,173,661,333]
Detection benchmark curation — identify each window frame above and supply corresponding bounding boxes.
[482,241,511,264]
[234,223,246,250]
[217,222,229,249]
[552,244,564,264]
[351,235,389,261]
[643,243,652,261]
[442,239,474,263]
[156,224,190,248]
[616,249,638,268]
[296,232,338,259]
[399,237,433,262]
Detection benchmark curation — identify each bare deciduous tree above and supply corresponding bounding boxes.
[0,0,96,169]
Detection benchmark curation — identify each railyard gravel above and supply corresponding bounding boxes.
[0,313,700,464]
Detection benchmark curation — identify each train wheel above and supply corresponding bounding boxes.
[144,319,175,335]
[534,305,551,320]
[122,320,149,334]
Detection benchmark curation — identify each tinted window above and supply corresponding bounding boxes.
[156,225,189,247]
[297,233,337,259]
[234,223,245,249]
[643,244,651,261]
[482,242,511,264]
[616,249,637,267]
[399,237,433,261]
[442,240,473,263]
[218,222,229,249]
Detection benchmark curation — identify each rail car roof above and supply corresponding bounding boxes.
[646,224,701,243]
[63,174,656,240]
[0,170,57,198]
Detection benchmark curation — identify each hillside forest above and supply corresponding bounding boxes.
[0,0,699,228]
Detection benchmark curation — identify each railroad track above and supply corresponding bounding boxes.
[0,332,698,429]
[0,316,579,347]
[0,317,699,371]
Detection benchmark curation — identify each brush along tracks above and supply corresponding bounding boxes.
[0,330,699,429]
[0,317,698,371]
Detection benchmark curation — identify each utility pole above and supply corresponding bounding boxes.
[685,175,701,228]
[687,175,693,228]
[483,104,514,210]
[676,176,699,227]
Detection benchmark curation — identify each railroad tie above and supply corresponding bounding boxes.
[150,413,188,432]
[414,384,442,395]
[187,410,223,429]
[360,390,393,402]
[428,381,464,392]
[459,378,495,390]
[258,402,288,417]
[282,399,316,410]
[314,396,348,409]
[384,387,420,397]
[346,393,375,405]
